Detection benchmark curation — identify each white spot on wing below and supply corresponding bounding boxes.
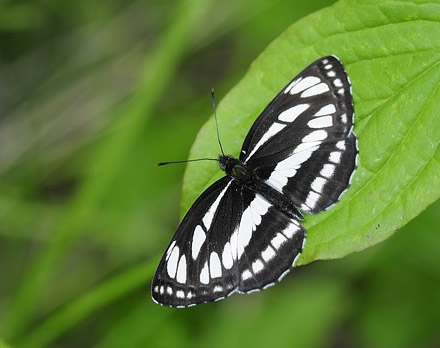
[237,207,253,258]
[327,71,336,77]
[214,285,223,293]
[241,269,252,280]
[253,196,270,215]
[329,152,342,163]
[222,242,233,269]
[192,225,206,260]
[311,177,327,193]
[293,141,320,154]
[200,261,209,284]
[230,230,238,261]
[333,78,343,87]
[302,130,328,142]
[262,245,276,262]
[321,164,336,178]
[176,290,185,298]
[341,113,348,123]
[307,116,333,128]
[266,139,322,192]
[167,246,179,279]
[266,171,289,192]
[301,83,330,98]
[304,191,321,209]
[278,104,309,122]
[202,183,230,230]
[289,76,320,95]
[209,252,222,278]
[166,241,176,260]
[336,140,346,150]
[237,194,271,258]
[176,255,187,284]
[277,150,313,170]
[252,259,264,274]
[282,222,300,239]
[315,104,336,116]
[284,77,303,94]
[271,233,287,249]
[246,123,286,160]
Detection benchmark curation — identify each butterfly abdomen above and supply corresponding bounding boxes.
[248,179,304,221]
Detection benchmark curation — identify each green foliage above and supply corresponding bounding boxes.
[0,339,12,348]
[0,0,438,347]
[183,0,440,265]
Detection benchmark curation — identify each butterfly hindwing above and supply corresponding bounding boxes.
[235,188,305,292]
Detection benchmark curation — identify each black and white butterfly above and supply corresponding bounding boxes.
[152,56,357,308]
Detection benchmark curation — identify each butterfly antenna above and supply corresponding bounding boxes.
[156,158,219,167]
[211,88,225,157]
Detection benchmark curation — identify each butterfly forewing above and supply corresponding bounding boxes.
[152,55,356,307]
[240,56,353,163]
[241,56,357,213]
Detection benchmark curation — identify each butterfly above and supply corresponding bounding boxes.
[152,56,357,308]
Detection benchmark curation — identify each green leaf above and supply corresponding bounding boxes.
[182,0,440,265]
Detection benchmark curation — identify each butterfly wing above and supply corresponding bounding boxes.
[152,177,305,307]
[153,55,355,307]
[240,55,357,213]
[152,177,237,307]
[233,187,305,293]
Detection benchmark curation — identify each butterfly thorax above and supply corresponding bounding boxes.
[219,155,255,184]
[219,154,304,220]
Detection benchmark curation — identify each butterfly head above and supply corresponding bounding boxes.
[219,155,237,173]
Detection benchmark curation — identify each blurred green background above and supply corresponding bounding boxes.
[0,0,439,347]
